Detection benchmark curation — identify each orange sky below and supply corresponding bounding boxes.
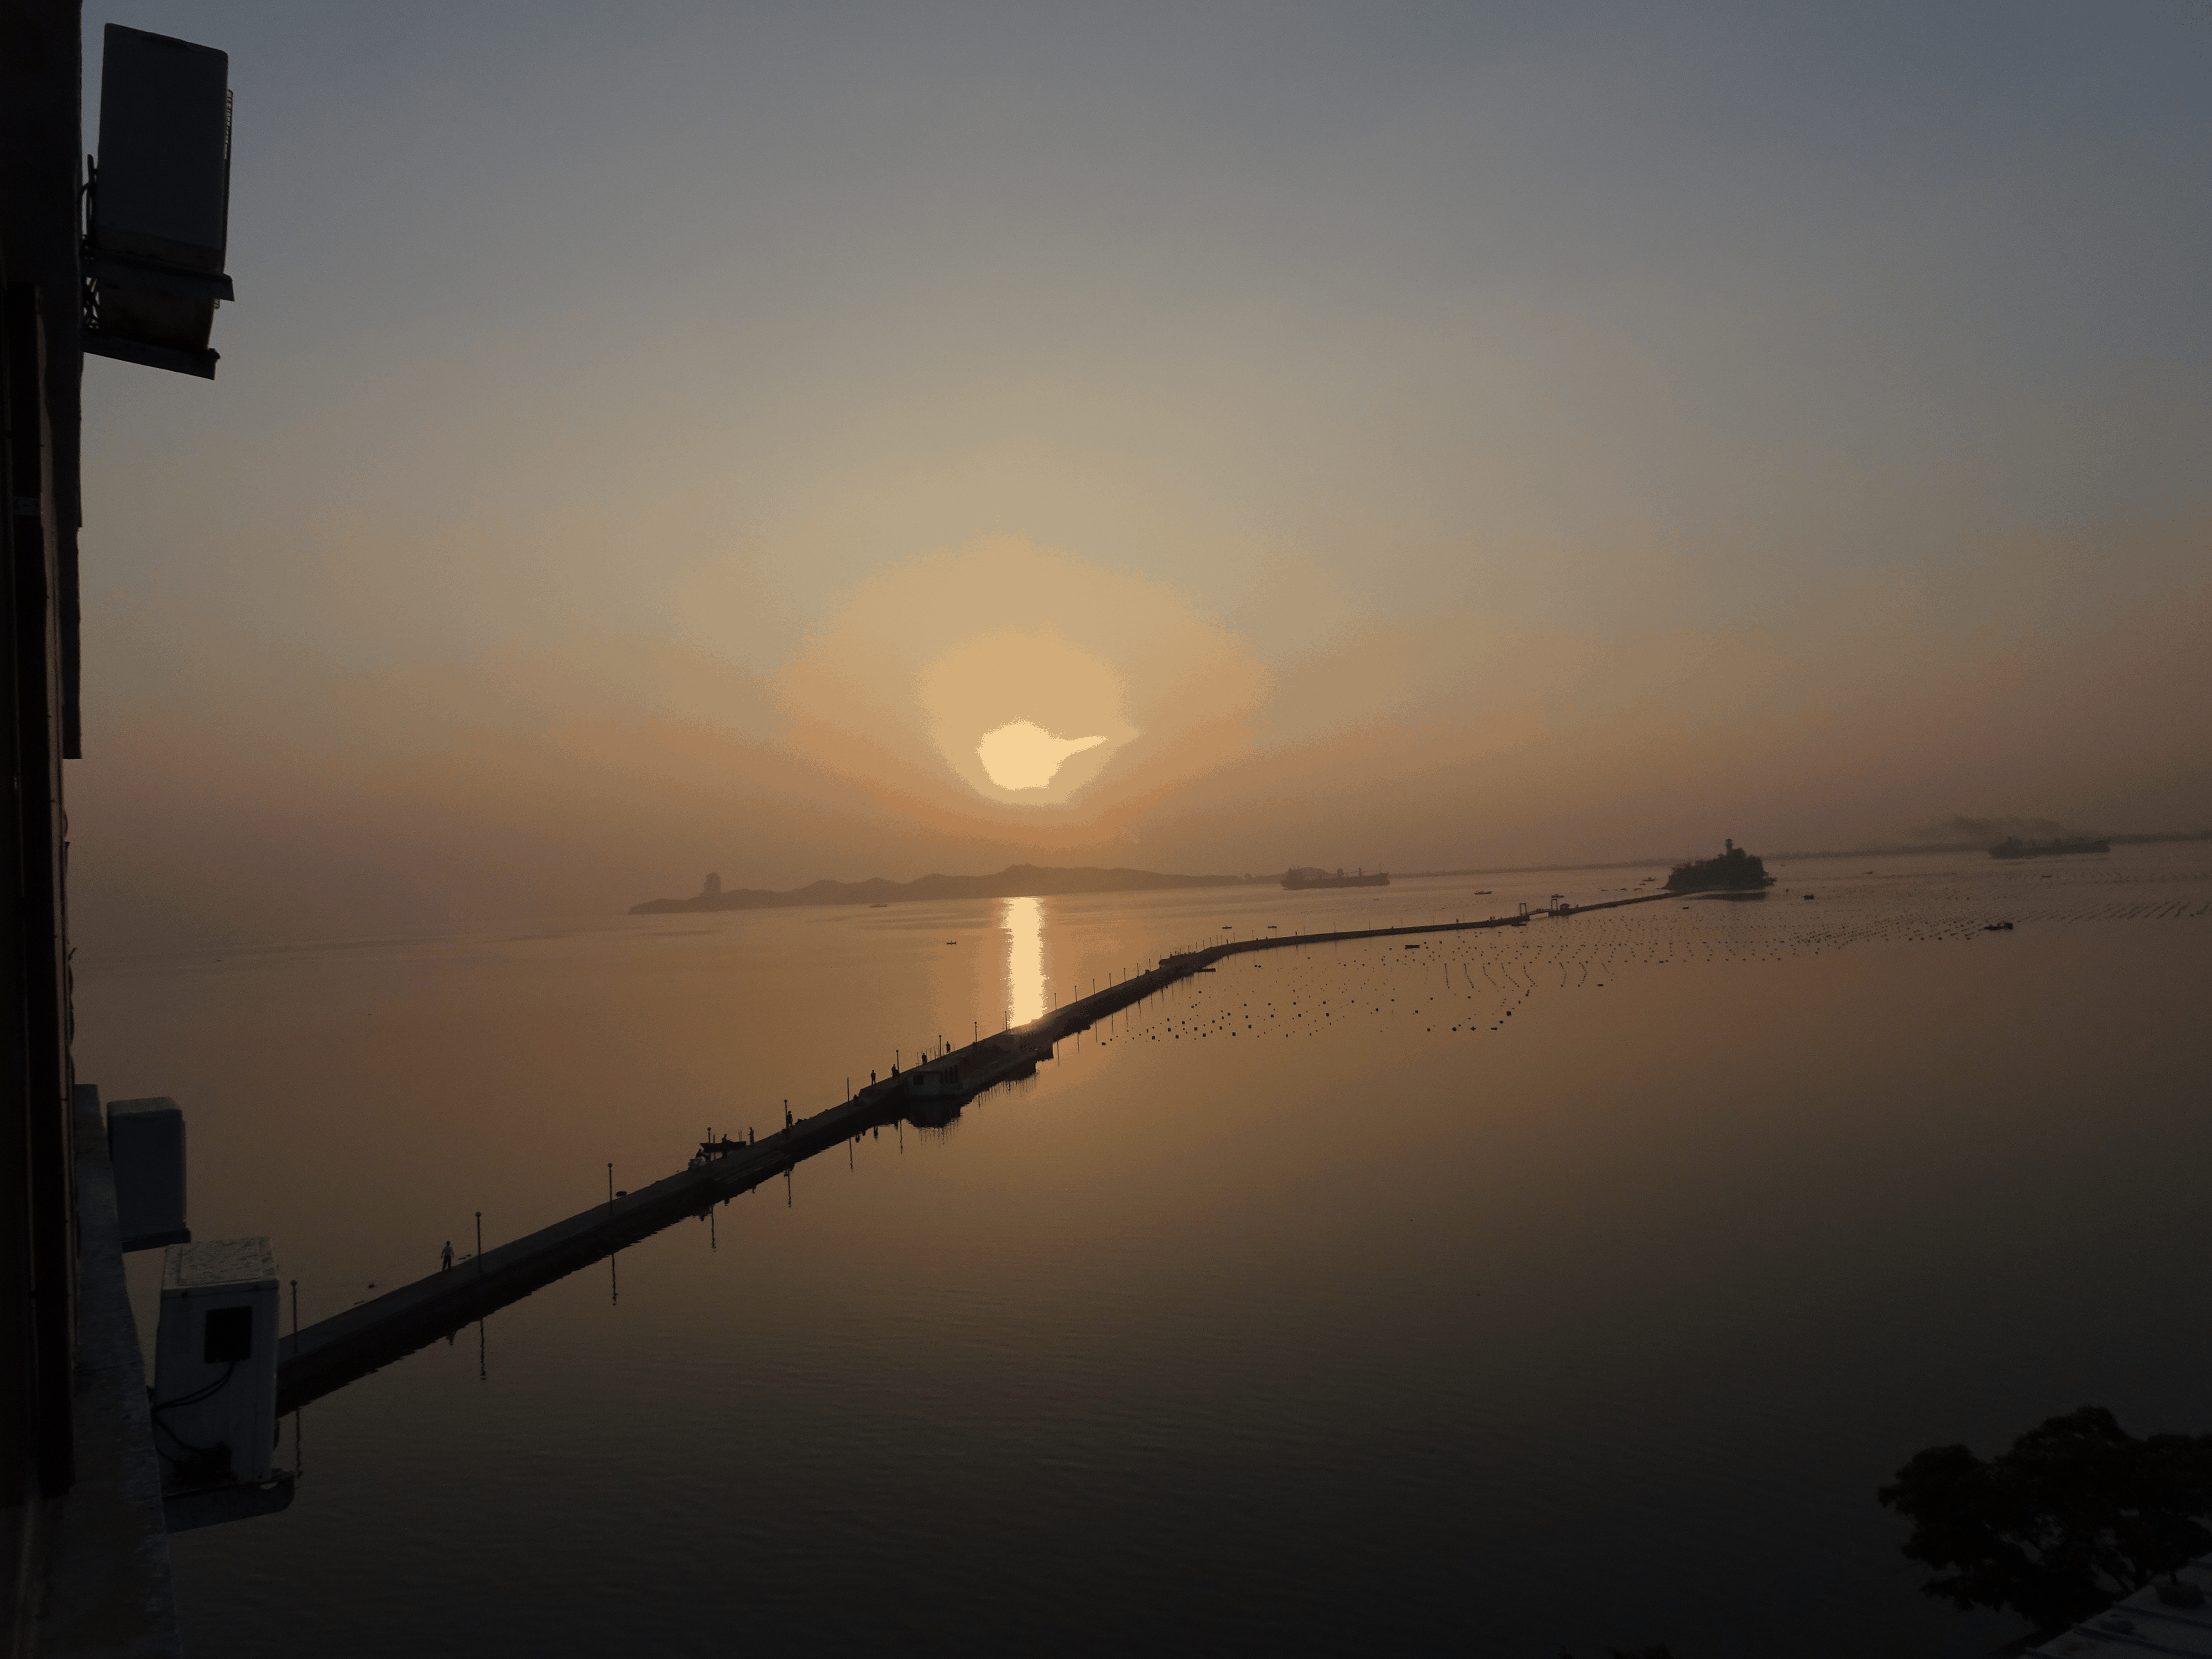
[67,2,2212,947]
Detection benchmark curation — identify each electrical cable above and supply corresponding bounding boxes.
[150,1360,237,1464]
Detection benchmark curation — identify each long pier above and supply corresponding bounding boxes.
[275,901,1638,1413]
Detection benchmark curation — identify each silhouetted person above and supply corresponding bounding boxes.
[441,1240,453,1272]
[784,1100,792,1130]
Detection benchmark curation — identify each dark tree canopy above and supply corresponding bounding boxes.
[1879,1406,2212,1633]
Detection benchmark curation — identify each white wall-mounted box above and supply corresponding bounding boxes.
[154,1238,279,1489]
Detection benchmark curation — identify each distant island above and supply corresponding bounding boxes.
[1663,839,1777,894]
[628,864,1258,916]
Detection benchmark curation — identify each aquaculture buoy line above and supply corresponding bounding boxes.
[1072,858,2209,1051]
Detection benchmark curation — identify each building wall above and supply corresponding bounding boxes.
[1,0,88,1644]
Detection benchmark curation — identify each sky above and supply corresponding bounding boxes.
[68,0,2212,947]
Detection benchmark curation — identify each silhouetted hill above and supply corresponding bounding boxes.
[628,864,1258,915]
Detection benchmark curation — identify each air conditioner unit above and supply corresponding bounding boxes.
[153,1238,278,1491]
[84,24,234,378]
[108,1095,189,1251]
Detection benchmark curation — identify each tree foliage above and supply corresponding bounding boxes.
[1879,1406,2212,1632]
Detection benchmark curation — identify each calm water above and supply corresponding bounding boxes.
[80,847,2212,1656]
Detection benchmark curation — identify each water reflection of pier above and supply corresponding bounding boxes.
[277,905,1575,1415]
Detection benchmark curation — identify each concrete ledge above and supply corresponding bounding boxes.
[35,1085,182,1658]
[2028,1556,2212,1654]
[163,1477,294,1535]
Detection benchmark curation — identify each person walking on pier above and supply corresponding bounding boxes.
[785,1100,792,1130]
[441,1240,453,1272]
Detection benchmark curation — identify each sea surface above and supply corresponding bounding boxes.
[79,845,2212,1657]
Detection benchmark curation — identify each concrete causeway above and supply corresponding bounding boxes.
[277,904,1583,1413]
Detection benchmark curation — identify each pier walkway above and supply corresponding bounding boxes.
[276,902,1642,1412]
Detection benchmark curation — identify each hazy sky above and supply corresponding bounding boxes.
[71,1,2212,945]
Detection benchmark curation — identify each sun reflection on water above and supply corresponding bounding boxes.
[1003,896,1045,1027]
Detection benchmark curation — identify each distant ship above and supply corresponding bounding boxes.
[1282,866,1389,890]
[1663,840,1777,894]
[1989,836,2110,860]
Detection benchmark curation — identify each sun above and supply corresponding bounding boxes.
[977,721,1107,790]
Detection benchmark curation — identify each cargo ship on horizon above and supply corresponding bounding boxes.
[1663,840,1777,894]
[1989,836,2110,860]
[1282,866,1390,890]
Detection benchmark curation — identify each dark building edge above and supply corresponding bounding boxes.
[4,0,114,1648]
